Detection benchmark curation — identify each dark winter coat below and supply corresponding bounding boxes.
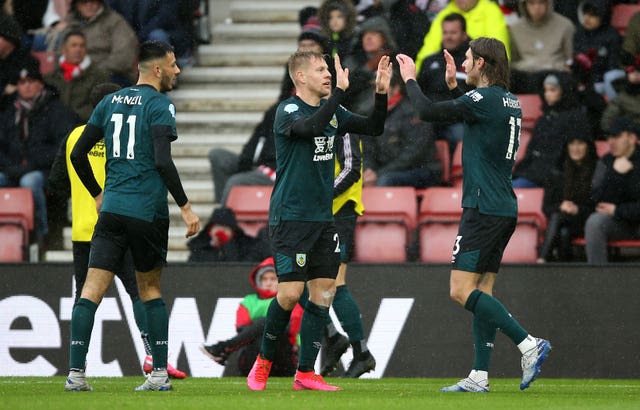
[417,39,471,103]
[45,61,109,122]
[236,103,277,173]
[0,89,79,182]
[187,208,270,263]
[514,73,591,188]
[362,96,440,175]
[573,0,621,83]
[591,148,640,223]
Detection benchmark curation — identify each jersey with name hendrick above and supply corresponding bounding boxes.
[270,95,353,223]
[455,86,521,218]
[87,84,177,222]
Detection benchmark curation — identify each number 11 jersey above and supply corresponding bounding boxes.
[87,84,178,222]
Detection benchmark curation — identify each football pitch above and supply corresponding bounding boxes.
[1,377,639,409]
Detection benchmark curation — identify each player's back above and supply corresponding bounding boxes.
[457,86,520,217]
[89,84,176,222]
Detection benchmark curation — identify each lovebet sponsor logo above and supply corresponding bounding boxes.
[0,277,412,378]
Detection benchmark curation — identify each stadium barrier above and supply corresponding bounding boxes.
[1,262,638,378]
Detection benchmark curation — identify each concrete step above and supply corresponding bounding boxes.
[212,22,299,42]
[197,43,295,67]
[176,111,262,134]
[180,179,214,203]
[170,87,278,112]
[173,157,211,180]
[178,66,284,85]
[172,133,246,157]
[230,1,320,23]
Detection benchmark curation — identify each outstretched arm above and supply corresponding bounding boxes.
[396,53,473,123]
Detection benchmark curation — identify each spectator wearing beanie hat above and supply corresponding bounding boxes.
[278,21,332,102]
[0,13,42,110]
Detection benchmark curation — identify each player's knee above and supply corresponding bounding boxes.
[449,287,468,306]
[277,289,301,311]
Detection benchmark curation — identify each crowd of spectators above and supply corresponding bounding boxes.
[0,0,202,257]
[2,0,640,264]
[207,0,640,264]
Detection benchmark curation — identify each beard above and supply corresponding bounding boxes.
[159,74,174,93]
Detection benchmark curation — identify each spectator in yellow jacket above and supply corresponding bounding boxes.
[414,0,509,74]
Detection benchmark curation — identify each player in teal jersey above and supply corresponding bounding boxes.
[64,41,200,392]
[396,37,551,392]
[246,50,391,391]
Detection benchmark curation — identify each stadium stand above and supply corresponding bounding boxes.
[517,93,543,131]
[502,188,546,263]
[611,3,640,35]
[0,188,34,262]
[354,187,418,262]
[418,187,462,263]
[225,185,272,237]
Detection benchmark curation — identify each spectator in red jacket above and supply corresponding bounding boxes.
[200,257,303,376]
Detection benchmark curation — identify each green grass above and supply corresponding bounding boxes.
[1,377,639,410]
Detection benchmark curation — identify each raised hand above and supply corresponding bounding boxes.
[334,54,349,91]
[444,49,458,90]
[395,54,416,83]
[375,55,392,94]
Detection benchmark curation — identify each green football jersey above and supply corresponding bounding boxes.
[87,84,177,222]
[455,86,521,217]
[270,95,353,223]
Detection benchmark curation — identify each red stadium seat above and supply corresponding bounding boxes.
[225,185,272,237]
[572,237,640,253]
[0,188,34,262]
[418,187,463,262]
[517,94,542,131]
[435,140,451,184]
[0,225,27,262]
[611,5,640,35]
[353,187,418,262]
[503,188,547,263]
[30,51,57,76]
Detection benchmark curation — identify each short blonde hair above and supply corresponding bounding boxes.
[288,50,325,85]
